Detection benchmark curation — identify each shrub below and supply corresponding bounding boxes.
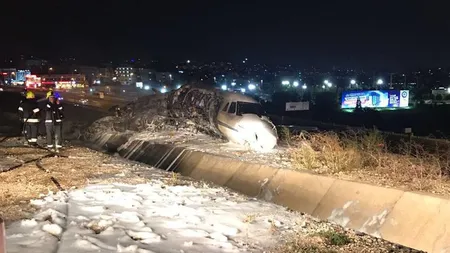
[288,130,449,192]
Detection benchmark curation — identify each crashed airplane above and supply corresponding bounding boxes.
[85,84,278,151]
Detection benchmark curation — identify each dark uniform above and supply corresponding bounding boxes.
[45,95,64,149]
[18,92,40,144]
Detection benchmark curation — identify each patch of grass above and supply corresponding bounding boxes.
[289,132,362,172]
[243,214,256,224]
[278,125,291,143]
[165,172,180,186]
[317,230,352,246]
[286,244,337,253]
[274,238,338,253]
[288,130,450,193]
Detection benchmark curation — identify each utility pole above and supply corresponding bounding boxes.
[404,74,407,89]
[390,73,393,89]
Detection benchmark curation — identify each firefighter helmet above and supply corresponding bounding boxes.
[26,91,35,99]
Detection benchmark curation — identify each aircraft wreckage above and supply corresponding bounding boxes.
[85,84,278,151]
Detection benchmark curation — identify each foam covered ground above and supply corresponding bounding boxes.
[6,180,303,253]
[127,129,293,170]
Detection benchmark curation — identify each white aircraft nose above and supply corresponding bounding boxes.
[237,120,278,151]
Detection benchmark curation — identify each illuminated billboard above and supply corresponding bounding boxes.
[341,90,409,109]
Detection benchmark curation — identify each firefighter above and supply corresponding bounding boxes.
[46,88,61,100]
[45,93,64,149]
[18,91,40,145]
[46,88,53,99]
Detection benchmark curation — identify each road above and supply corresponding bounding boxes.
[0,86,135,112]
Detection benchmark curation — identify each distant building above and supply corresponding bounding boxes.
[0,68,21,85]
[97,67,114,84]
[115,66,136,85]
[155,72,173,86]
[432,87,449,97]
[25,58,48,74]
[73,66,99,85]
[40,74,86,89]
[135,68,156,84]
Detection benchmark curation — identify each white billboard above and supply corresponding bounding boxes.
[286,102,310,111]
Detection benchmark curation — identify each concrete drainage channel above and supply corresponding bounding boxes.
[90,133,450,253]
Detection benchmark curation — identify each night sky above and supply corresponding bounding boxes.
[2,1,450,70]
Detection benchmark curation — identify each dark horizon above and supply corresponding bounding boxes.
[2,1,449,71]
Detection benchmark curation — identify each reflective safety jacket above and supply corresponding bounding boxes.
[45,101,64,125]
[18,98,40,123]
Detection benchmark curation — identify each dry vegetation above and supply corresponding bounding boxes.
[284,128,450,195]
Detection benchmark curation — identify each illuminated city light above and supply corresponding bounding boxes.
[281,80,290,85]
[187,60,190,64]
[350,79,356,85]
[144,85,150,90]
[447,87,450,94]
[161,87,167,93]
[240,88,246,93]
[324,80,329,84]
[322,85,326,89]
[327,82,332,88]
[231,82,236,86]
[176,84,181,89]
[248,84,256,90]
[293,81,299,87]
[302,84,307,89]
[221,84,227,91]
[377,79,384,85]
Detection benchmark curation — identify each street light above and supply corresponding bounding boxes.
[281,80,290,85]
[221,84,227,91]
[240,88,246,93]
[377,79,383,85]
[350,79,356,85]
[293,81,299,87]
[324,80,329,84]
[248,84,256,90]
[327,82,332,88]
[231,82,236,86]
[302,84,307,90]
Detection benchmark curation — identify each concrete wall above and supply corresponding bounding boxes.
[92,134,450,253]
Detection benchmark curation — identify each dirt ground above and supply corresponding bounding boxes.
[0,141,153,224]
